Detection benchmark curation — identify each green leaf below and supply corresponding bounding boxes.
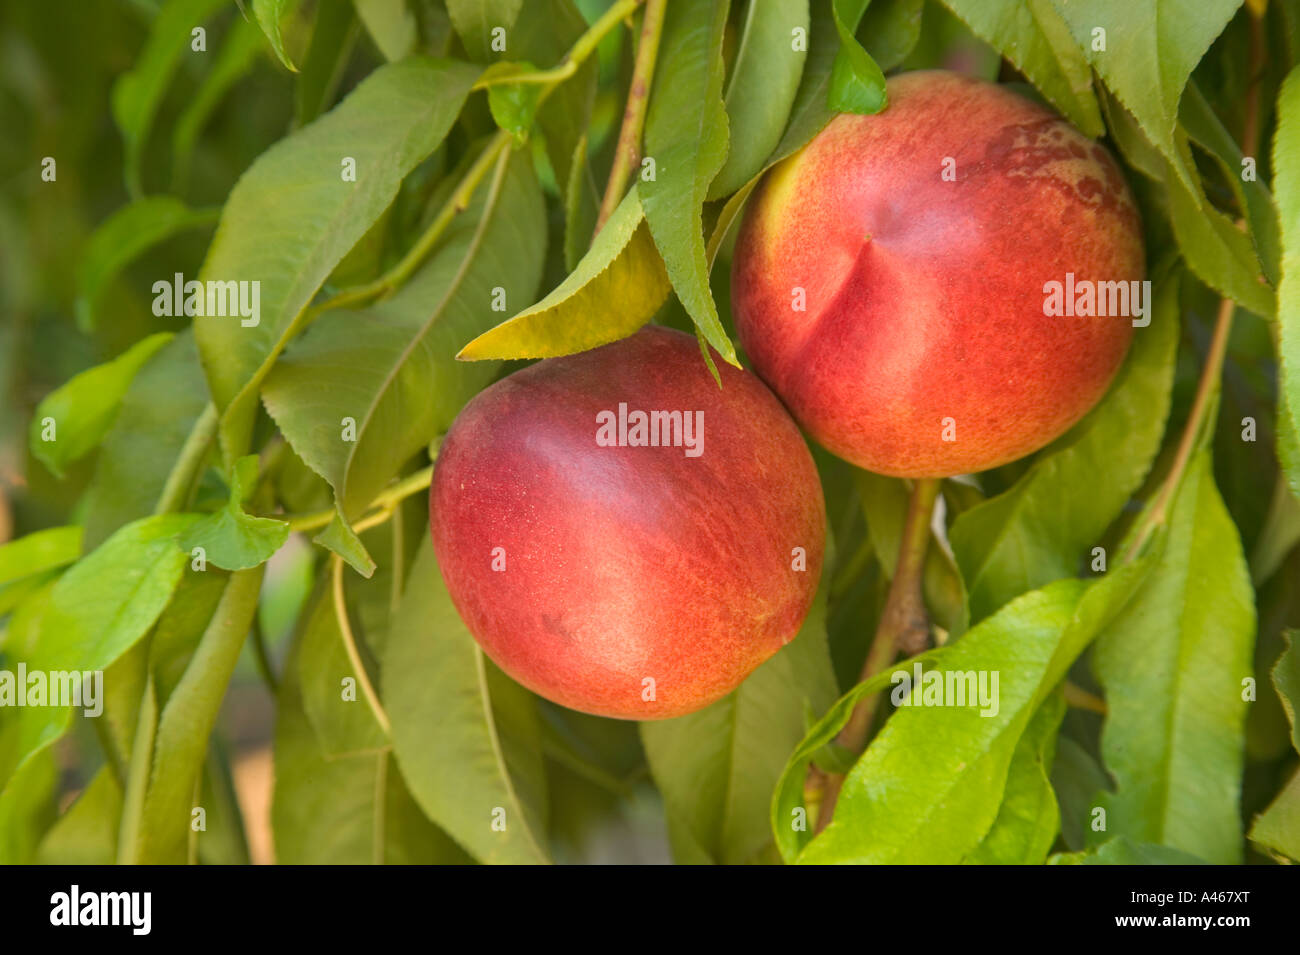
[295,0,359,126]
[150,570,231,703]
[828,0,887,114]
[854,472,968,636]
[0,516,196,799]
[771,0,871,162]
[0,750,56,865]
[1097,84,1167,181]
[296,588,388,757]
[710,0,810,199]
[1250,632,1300,860]
[702,0,892,262]
[171,18,266,192]
[641,552,838,864]
[193,56,480,470]
[178,455,289,571]
[29,333,173,479]
[1100,86,1272,317]
[314,513,376,578]
[41,514,199,673]
[1092,451,1255,864]
[641,0,739,367]
[274,618,469,864]
[938,0,1103,136]
[1049,836,1207,864]
[0,572,58,620]
[1181,80,1281,286]
[1164,138,1275,318]
[788,566,1147,864]
[458,186,669,359]
[82,332,213,550]
[130,567,263,863]
[354,0,417,61]
[1277,65,1300,498]
[563,134,600,272]
[1050,0,1240,194]
[857,0,923,72]
[263,149,545,561]
[963,691,1066,864]
[251,0,299,71]
[36,768,122,865]
[770,653,935,862]
[110,0,231,195]
[75,200,219,332]
[513,0,598,206]
[382,538,550,863]
[481,62,543,143]
[445,0,523,61]
[1282,400,1300,501]
[0,526,81,588]
[950,274,1180,621]
[1248,768,1300,861]
[1273,630,1300,751]
[0,584,59,796]
[192,748,253,865]
[1051,736,1112,851]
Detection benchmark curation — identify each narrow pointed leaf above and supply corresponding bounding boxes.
[458,187,668,360]
[193,57,480,469]
[1092,451,1255,864]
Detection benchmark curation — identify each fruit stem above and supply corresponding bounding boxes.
[331,554,392,737]
[816,475,940,831]
[594,0,667,235]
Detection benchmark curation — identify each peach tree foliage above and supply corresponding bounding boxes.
[0,0,1297,866]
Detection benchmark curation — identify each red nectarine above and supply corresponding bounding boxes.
[731,70,1144,477]
[430,326,825,720]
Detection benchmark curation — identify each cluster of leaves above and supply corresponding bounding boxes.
[0,0,1298,865]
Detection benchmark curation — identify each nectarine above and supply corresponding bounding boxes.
[430,326,825,719]
[731,70,1144,477]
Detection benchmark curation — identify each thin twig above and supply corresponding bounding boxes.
[594,0,667,234]
[1063,681,1107,715]
[250,616,279,694]
[1122,295,1235,562]
[816,477,940,831]
[285,464,433,533]
[331,555,392,736]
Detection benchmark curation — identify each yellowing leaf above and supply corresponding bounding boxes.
[458,188,670,360]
